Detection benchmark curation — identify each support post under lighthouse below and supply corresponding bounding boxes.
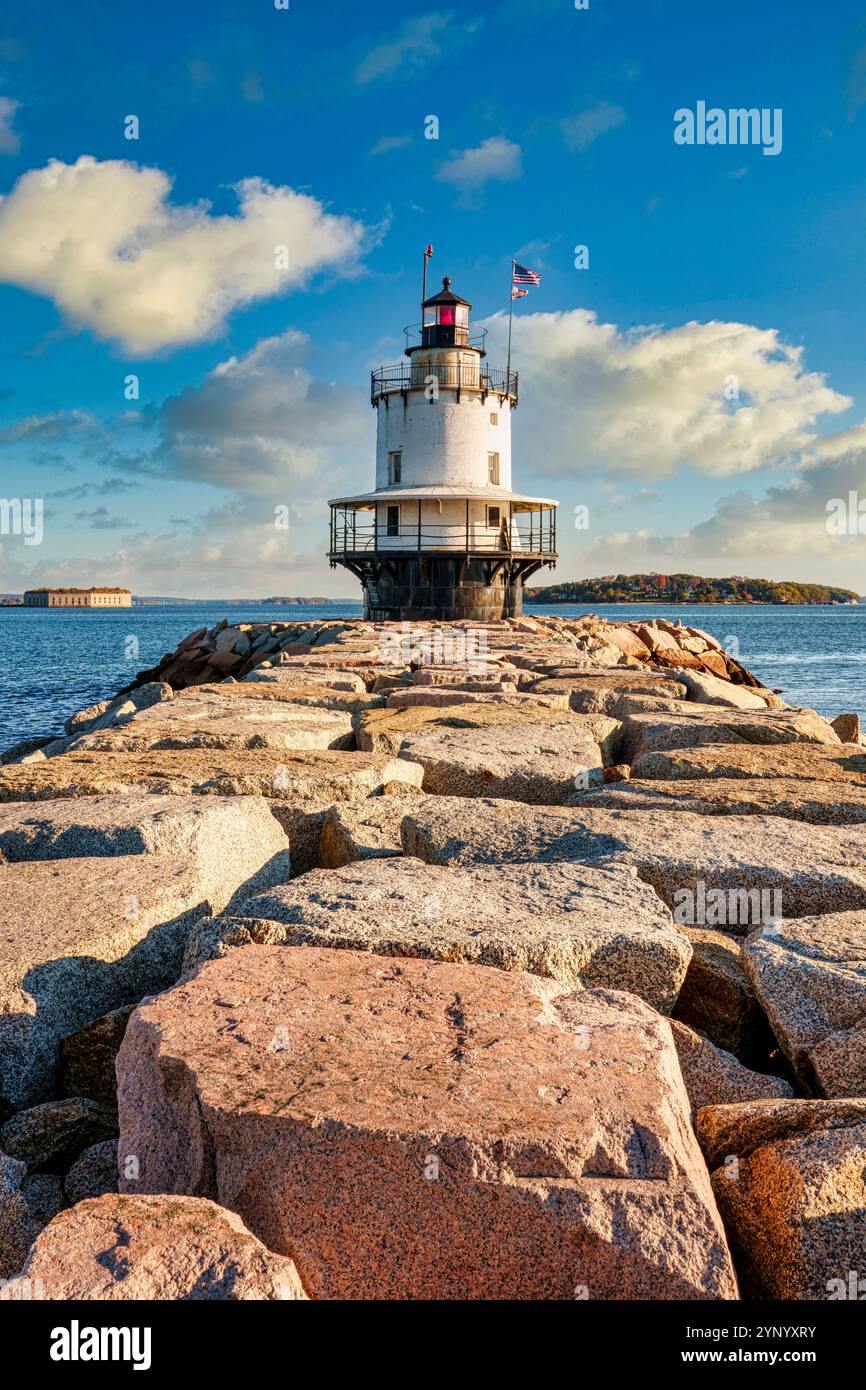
[327,271,558,621]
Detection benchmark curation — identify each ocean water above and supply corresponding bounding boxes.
[0,601,863,752]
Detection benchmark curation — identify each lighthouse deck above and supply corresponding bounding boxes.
[371,363,518,405]
[328,487,556,563]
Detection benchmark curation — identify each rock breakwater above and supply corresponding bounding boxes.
[1,613,864,1301]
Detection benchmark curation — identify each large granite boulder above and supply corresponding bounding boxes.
[0,794,290,1110]
[117,947,737,1300]
[632,741,866,782]
[18,1194,308,1299]
[742,912,866,1096]
[619,707,840,764]
[1,1151,64,1279]
[400,798,866,920]
[698,1099,866,1299]
[0,748,423,805]
[578,775,866,825]
[668,1019,792,1115]
[182,857,691,1012]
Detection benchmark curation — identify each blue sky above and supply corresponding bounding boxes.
[1,0,866,596]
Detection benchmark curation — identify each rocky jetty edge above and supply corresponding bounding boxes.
[1,611,864,1301]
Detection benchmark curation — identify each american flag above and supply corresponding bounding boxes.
[513,262,542,288]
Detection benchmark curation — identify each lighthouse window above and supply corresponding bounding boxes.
[438,305,455,326]
[489,412,498,426]
[487,452,500,484]
[388,451,402,484]
[386,505,400,537]
[486,506,501,527]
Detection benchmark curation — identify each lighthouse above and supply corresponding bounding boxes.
[327,270,558,620]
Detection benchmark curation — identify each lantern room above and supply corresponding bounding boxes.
[419,276,472,349]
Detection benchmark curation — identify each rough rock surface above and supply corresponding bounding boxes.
[1,1151,64,1279]
[67,698,356,753]
[0,795,290,1110]
[182,857,691,1011]
[669,1019,792,1113]
[698,1099,866,1299]
[19,1194,309,1300]
[619,707,840,764]
[0,748,423,804]
[1,1098,117,1171]
[632,741,866,783]
[396,723,619,803]
[672,669,770,710]
[742,912,866,1096]
[400,798,866,919]
[317,794,424,868]
[63,1139,119,1205]
[578,775,866,824]
[118,946,737,1300]
[60,1005,135,1106]
[672,925,775,1064]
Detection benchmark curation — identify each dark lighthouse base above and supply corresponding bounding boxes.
[336,553,552,622]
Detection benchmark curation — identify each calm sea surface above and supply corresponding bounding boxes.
[0,601,863,751]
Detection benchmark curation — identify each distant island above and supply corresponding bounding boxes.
[526,574,861,605]
[132,595,338,607]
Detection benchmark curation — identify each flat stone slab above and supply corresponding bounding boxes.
[190,684,385,715]
[742,912,866,1097]
[532,676,687,716]
[358,702,619,755]
[20,1194,308,1299]
[0,795,289,1111]
[0,749,423,804]
[620,707,840,764]
[241,667,368,692]
[67,692,355,753]
[395,724,614,804]
[386,689,570,711]
[183,856,691,1012]
[354,707,619,804]
[118,947,737,1299]
[632,741,866,782]
[400,798,866,919]
[698,1099,866,1299]
[578,776,866,824]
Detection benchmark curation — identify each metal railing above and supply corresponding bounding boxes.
[329,513,556,556]
[403,323,488,353]
[371,362,518,405]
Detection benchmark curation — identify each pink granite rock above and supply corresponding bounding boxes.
[19,1194,308,1299]
[117,946,737,1300]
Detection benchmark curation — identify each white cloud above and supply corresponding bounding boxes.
[369,134,413,157]
[356,11,458,84]
[0,408,95,443]
[436,137,522,196]
[0,157,370,354]
[0,97,21,155]
[483,308,850,480]
[560,101,626,152]
[157,331,373,493]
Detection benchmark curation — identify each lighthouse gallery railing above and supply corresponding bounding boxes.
[329,510,556,556]
[371,364,518,405]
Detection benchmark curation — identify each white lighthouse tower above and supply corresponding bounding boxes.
[328,270,557,620]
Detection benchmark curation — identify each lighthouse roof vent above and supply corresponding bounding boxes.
[422,275,471,309]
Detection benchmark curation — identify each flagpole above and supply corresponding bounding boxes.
[506,257,515,383]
